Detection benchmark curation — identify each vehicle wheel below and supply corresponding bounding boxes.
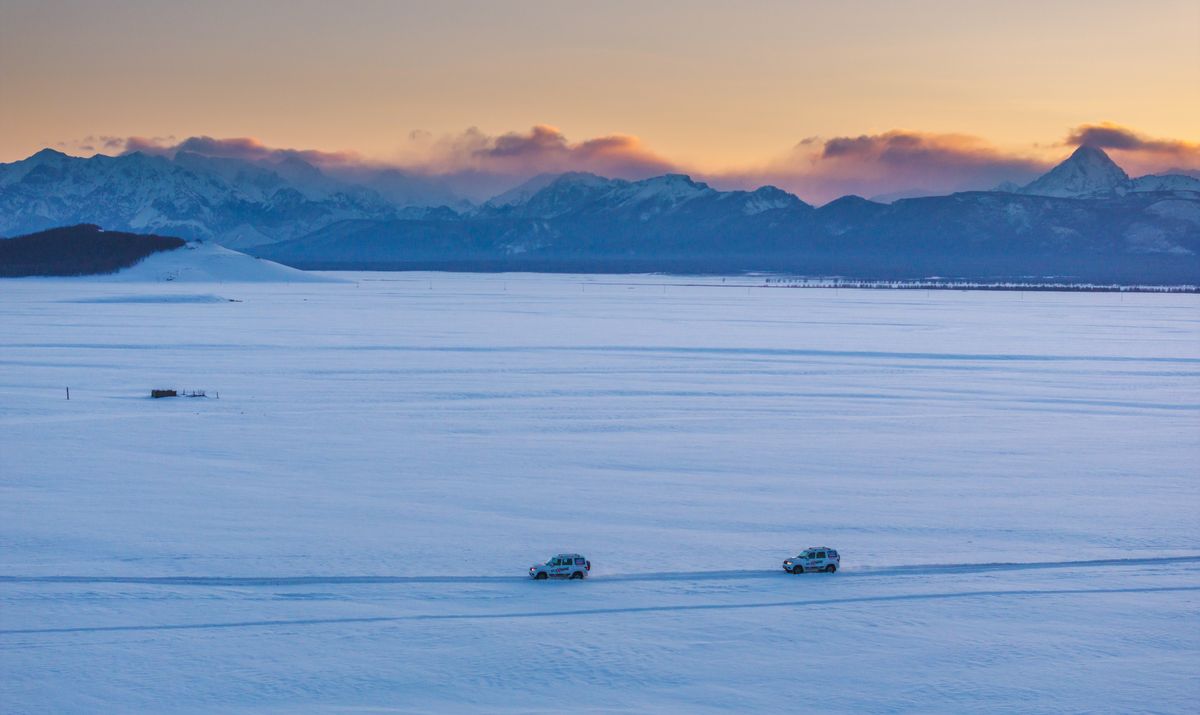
[570,571,584,580]
[825,564,836,573]
[792,565,804,574]
[535,572,548,580]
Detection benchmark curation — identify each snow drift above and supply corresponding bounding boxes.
[99,240,337,282]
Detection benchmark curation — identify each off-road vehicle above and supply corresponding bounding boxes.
[783,547,840,574]
[530,553,591,579]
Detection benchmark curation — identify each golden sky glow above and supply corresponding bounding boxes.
[1,0,1197,199]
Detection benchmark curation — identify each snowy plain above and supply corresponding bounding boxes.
[2,273,1198,713]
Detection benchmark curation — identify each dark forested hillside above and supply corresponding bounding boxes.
[0,224,185,277]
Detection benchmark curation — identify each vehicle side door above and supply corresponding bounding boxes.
[551,557,570,578]
[810,551,828,570]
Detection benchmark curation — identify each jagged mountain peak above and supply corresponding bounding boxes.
[632,173,709,193]
[819,194,883,210]
[470,172,617,219]
[646,172,703,186]
[1021,145,1130,198]
[733,184,807,214]
[28,147,70,162]
[483,171,809,220]
[619,174,713,206]
[484,172,616,210]
[116,150,174,169]
[545,171,619,192]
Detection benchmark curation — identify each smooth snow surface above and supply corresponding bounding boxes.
[64,293,234,304]
[2,274,1198,713]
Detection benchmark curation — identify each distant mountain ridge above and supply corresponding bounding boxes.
[246,147,1198,282]
[3,146,1199,283]
[0,149,459,248]
[475,172,808,220]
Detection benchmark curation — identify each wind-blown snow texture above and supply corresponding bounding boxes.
[2,274,1198,713]
[94,241,338,283]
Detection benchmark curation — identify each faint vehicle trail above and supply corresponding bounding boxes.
[4,555,1198,587]
[3,585,1197,637]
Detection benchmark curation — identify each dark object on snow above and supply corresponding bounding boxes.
[151,389,177,399]
[0,224,185,277]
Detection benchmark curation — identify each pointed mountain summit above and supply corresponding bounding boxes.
[1021,145,1130,198]
[28,148,70,163]
[482,172,623,218]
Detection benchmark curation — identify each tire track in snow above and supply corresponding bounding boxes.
[9,342,1200,364]
[0,575,524,586]
[4,555,1198,588]
[3,585,1197,637]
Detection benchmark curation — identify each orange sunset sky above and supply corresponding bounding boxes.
[2,0,1197,202]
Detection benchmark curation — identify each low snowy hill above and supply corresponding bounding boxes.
[102,240,336,282]
[0,224,332,282]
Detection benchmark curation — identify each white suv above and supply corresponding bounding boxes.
[530,553,591,580]
[783,547,840,574]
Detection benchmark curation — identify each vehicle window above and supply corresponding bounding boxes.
[575,558,585,565]
[829,551,838,558]
[815,552,826,559]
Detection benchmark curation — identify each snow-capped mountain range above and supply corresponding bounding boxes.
[480,172,805,219]
[2,145,1199,282]
[0,149,454,248]
[252,147,1199,283]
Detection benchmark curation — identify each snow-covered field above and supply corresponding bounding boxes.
[2,273,1198,713]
